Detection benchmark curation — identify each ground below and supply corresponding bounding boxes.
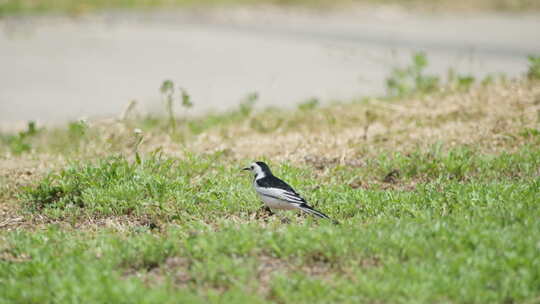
[1,74,539,303]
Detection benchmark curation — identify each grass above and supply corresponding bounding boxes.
[2,175,540,302]
[1,0,540,16]
[1,57,540,302]
[15,145,540,221]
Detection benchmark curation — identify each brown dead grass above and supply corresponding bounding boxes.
[0,158,55,230]
[3,81,538,165]
[190,81,540,163]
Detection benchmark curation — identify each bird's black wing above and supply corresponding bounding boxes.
[256,175,298,194]
[256,175,336,222]
[256,176,307,203]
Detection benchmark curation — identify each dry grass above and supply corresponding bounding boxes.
[190,81,540,163]
[3,81,538,165]
[0,158,53,230]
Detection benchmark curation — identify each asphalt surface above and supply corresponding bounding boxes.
[1,7,539,129]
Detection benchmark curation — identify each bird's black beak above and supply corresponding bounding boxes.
[242,167,250,171]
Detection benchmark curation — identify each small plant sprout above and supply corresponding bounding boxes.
[179,87,194,123]
[298,98,319,111]
[180,87,193,109]
[527,55,540,80]
[68,119,88,139]
[239,92,258,117]
[160,79,176,131]
[160,81,195,132]
[25,121,38,136]
[133,128,144,164]
[363,110,377,140]
[3,121,41,155]
[447,68,475,91]
[120,100,138,121]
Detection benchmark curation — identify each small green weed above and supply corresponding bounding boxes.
[385,52,482,98]
[447,68,476,91]
[67,120,87,138]
[386,52,440,98]
[0,121,39,154]
[160,79,194,132]
[527,55,540,80]
[239,92,258,117]
[160,79,176,130]
[298,98,319,111]
[519,127,540,138]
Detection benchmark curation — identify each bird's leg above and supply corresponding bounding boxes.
[262,205,274,216]
[255,205,275,220]
[296,210,308,218]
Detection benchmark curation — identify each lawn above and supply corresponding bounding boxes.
[1,57,540,303]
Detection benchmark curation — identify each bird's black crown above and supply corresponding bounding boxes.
[255,161,272,174]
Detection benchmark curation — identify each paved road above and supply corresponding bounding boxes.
[1,7,539,129]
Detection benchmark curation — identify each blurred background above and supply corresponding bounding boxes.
[1,0,540,130]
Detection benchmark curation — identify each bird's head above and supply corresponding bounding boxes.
[242,161,272,178]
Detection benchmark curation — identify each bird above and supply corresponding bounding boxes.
[243,161,338,223]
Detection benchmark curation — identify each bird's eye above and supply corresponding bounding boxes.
[251,166,254,169]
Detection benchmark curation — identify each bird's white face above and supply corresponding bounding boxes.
[243,162,265,178]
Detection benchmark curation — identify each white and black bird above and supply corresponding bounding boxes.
[243,161,337,223]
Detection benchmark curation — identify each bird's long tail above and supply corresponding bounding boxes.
[298,204,339,224]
